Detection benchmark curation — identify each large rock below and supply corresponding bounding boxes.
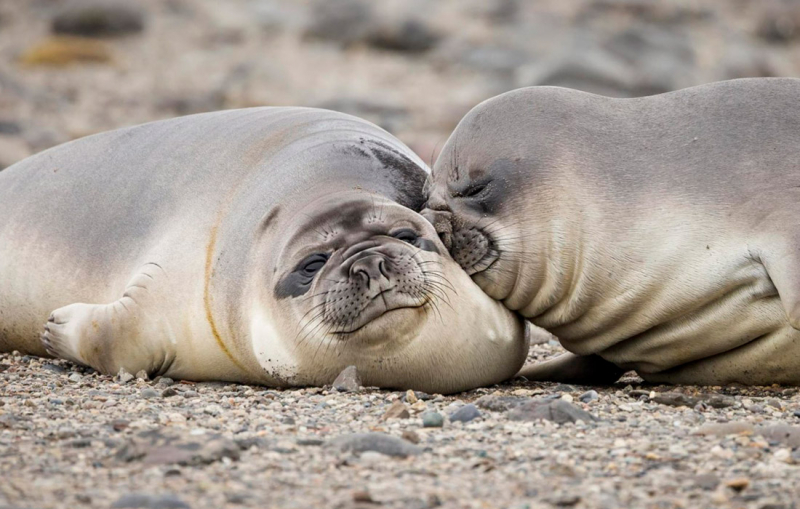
[52,1,145,38]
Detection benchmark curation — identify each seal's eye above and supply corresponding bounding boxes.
[300,254,329,277]
[391,229,419,244]
[460,182,488,198]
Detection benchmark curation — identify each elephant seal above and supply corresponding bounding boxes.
[425,78,800,386]
[0,107,528,394]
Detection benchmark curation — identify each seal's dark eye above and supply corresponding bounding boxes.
[299,254,329,276]
[462,183,487,197]
[391,229,419,244]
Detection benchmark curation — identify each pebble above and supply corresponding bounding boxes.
[161,387,178,398]
[68,372,82,383]
[421,411,444,428]
[158,377,175,386]
[42,363,67,374]
[449,404,481,423]
[135,370,149,381]
[140,388,159,399]
[404,389,418,404]
[507,399,597,424]
[332,365,361,393]
[116,368,134,384]
[579,390,599,403]
[182,390,198,399]
[382,400,410,420]
[327,432,422,458]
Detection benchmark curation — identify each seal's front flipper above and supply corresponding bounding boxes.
[41,263,174,376]
[516,353,625,385]
[762,245,800,330]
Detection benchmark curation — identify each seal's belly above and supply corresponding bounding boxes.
[556,261,798,383]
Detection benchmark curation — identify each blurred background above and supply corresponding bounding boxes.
[1,0,800,170]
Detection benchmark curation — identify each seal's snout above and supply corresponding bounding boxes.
[350,253,390,287]
[421,207,454,251]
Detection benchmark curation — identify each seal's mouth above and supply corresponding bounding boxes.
[450,225,499,276]
[332,297,429,335]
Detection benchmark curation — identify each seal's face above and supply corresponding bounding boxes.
[251,190,528,393]
[275,196,442,344]
[424,139,530,308]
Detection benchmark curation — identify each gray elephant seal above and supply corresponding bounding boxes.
[425,78,800,386]
[0,107,527,394]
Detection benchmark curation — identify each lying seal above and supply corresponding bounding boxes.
[0,108,527,393]
[425,78,800,386]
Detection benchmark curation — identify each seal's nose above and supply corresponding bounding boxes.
[350,254,390,287]
[421,208,454,251]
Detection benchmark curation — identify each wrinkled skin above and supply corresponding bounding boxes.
[425,78,800,386]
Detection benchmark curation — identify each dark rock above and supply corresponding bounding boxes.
[296,438,324,446]
[0,121,21,135]
[449,404,481,423]
[52,1,145,38]
[365,19,440,53]
[507,399,597,424]
[332,365,361,392]
[422,411,444,428]
[304,0,373,46]
[42,363,66,374]
[111,493,190,509]
[111,419,130,432]
[161,387,178,398]
[115,430,240,466]
[474,395,528,412]
[327,432,422,457]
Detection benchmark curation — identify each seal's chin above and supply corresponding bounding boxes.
[333,305,428,345]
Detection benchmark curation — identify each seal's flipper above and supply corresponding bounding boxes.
[516,353,625,385]
[41,263,174,376]
[762,247,800,330]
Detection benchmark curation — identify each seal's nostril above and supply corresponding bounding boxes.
[378,259,390,280]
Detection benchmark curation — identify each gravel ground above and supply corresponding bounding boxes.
[3,342,800,509]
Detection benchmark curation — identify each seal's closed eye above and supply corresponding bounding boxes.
[275,253,329,299]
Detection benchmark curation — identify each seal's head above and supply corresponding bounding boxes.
[250,189,528,394]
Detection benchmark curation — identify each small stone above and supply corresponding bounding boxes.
[404,389,418,404]
[725,478,750,492]
[182,390,198,399]
[68,372,82,383]
[694,473,720,490]
[561,394,574,403]
[421,411,444,428]
[508,399,597,424]
[401,430,420,444]
[111,419,129,432]
[332,365,361,392]
[203,405,222,416]
[56,427,77,439]
[352,490,374,503]
[410,400,428,413]
[382,400,410,420]
[579,390,599,403]
[449,404,481,423]
[135,370,149,381]
[327,432,422,457]
[116,367,134,384]
[161,388,178,398]
[158,377,175,386]
[140,388,159,399]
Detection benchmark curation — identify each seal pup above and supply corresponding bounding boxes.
[425,78,800,386]
[0,107,528,394]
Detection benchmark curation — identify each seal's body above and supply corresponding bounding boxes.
[425,78,800,385]
[0,108,527,393]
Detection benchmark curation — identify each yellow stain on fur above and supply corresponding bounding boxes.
[204,222,247,372]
